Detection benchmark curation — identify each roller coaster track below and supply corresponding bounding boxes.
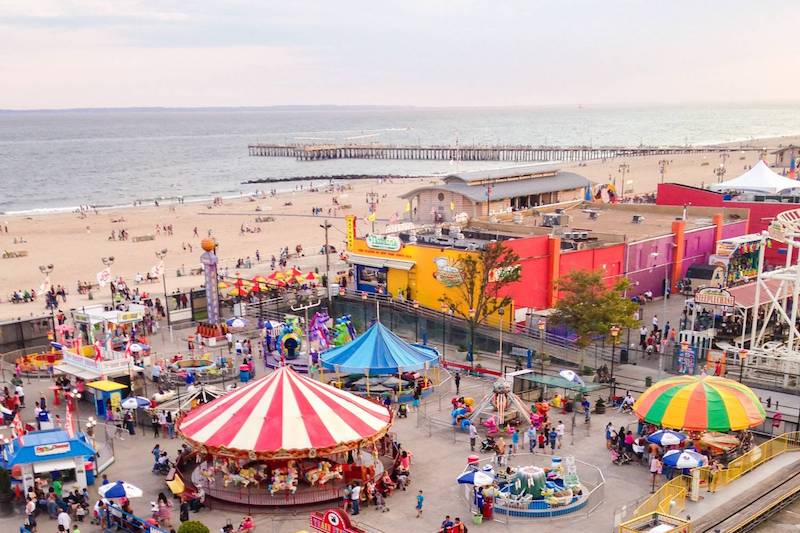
[696,467,800,532]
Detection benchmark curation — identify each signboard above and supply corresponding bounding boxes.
[35,442,71,457]
[346,215,356,249]
[309,509,365,533]
[694,287,735,307]
[366,234,402,252]
[117,311,143,323]
[433,257,463,287]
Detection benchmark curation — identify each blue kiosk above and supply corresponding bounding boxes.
[3,429,96,492]
[320,322,440,402]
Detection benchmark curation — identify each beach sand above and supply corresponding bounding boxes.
[2,134,799,321]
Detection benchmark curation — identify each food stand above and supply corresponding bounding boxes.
[86,380,128,419]
[3,429,96,492]
[709,234,765,287]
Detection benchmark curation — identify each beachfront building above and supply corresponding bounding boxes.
[401,164,592,223]
[772,145,800,168]
[344,203,748,321]
[657,160,800,264]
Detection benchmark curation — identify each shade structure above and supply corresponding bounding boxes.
[320,322,439,375]
[710,160,800,195]
[121,396,151,410]
[99,481,143,499]
[662,449,705,469]
[176,366,392,460]
[633,375,766,432]
[647,429,687,447]
[457,469,495,486]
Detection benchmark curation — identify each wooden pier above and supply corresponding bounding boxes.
[247,143,758,162]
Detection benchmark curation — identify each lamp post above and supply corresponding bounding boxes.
[440,302,448,362]
[658,159,670,184]
[320,220,332,304]
[155,249,171,328]
[537,319,546,378]
[66,387,81,436]
[101,256,115,304]
[361,291,368,329]
[618,163,630,201]
[609,325,620,401]
[714,163,726,183]
[498,307,505,376]
[413,301,420,343]
[39,264,56,338]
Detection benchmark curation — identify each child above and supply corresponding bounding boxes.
[415,490,424,518]
[548,426,558,454]
[538,431,546,452]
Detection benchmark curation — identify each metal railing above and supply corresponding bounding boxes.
[618,512,691,533]
[631,475,691,519]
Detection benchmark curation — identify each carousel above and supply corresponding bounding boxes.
[176,366,394,506]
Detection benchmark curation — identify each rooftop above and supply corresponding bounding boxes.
[443,163,562,184]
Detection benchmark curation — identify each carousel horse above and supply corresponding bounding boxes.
[199,467,215,486]
[305,461,344,486]
[223,472,247,488]
[239,466,257,487]
[269,460,299,494]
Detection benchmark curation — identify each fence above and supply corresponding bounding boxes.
[632,475,690,518]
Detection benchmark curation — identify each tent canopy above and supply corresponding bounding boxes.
[710,160,800,195]
[320,322,439,374]
[176,366,392,459]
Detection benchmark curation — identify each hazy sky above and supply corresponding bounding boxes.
[1,0,798,109]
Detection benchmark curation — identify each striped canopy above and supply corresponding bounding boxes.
[633,375,766,432]
[176,366,392,459]
[320,322,439,374]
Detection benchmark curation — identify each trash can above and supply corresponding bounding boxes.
[472,513,483,525]
[482,496,493,519]
[645,376,653,387]
[239,364,251,383]
[84,461,95,486]
[620,348,629,364]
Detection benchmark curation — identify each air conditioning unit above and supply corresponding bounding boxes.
[579,231,589,239]
[542,214,561,227]
[562,231,574,240]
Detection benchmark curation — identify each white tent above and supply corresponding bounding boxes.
[710,160,800,195]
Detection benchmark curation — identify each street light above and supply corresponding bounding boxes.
[155,249,171,328]
[498,307,505,376]
[361,291,368,329]
[714,163,727,183]
[618,163,630,201]
[658,159,670,184]
[537,319,546,378]
[413,301,420,343]
[440,302,449,363]
[738,349,748,383]
[39,264,56,339]
[101,256,115,303]
[320,220,333,304]
[609,325,621,401]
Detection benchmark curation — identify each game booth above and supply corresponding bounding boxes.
[177,366,396,506]
[2,429,97,492]
[319,321,440,402]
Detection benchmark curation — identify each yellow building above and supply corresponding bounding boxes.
[345,215,509,325]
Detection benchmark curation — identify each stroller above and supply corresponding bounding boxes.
[480,436,497,453]
[611,447,633,466]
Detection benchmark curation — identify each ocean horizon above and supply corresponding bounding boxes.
[2,103,799,214]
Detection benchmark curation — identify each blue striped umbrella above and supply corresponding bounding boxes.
[647,429,687,447]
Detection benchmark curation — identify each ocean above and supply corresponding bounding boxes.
[1,103,799,214]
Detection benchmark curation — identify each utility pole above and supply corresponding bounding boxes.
[366,191,379,233]
[320,220,332,305]
[658,159,670,184]
[155,249,171,328]
[618,163,630,200]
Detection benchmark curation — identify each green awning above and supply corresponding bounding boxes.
[514,372,605,393]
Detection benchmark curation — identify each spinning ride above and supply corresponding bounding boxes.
[176,366,393,506]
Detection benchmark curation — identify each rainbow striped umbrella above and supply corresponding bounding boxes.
[633,375,765,432]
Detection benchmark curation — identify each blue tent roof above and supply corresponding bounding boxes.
[6,429,95,467]
[320,322,439,374]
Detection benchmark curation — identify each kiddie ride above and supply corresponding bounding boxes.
[263,312,356,372]
[467,455,589,519]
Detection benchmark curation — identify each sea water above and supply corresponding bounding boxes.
[1,103,799,213]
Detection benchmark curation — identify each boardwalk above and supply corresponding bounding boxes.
[247,143,761,162]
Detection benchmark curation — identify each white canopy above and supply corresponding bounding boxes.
[710,160,800,195]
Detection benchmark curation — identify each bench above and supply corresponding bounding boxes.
[2,250,28,259]
[132,235,155,242]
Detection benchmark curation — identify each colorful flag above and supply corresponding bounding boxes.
[12,412,25,444]
[367,212,376,223]
[64,408,75,438]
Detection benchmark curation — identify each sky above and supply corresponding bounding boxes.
[1,0,798,109]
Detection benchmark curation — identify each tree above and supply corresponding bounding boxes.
[178,520,211,533]
[549,269,639,370]
[440,241,521,369]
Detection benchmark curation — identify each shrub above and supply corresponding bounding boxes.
[178,520,210,533]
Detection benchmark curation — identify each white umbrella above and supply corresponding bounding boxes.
[98,481,143,499]
[128,343,144,353]
[662,449,705,469]
[559,369,585,387]
[227,318,247,328]
[121,396,151,410]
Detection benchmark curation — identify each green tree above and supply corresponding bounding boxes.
[178,520,211,533]
[549,269,639,370]
[440,241,521,369]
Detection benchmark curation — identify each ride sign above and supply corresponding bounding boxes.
[694,287,735,307]
[309,509,365,533]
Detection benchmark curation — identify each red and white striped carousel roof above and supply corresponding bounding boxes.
[177,366,392,456]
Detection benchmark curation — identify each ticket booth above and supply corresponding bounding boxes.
[86,380,128,419]
[4,429,96,493]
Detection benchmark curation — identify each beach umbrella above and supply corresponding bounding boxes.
[98,481,144,499]
[226,318,247,328]
[217,281,230,290]
[121,396,151,410]
[305,272,320,282]
[457,470,495,487]
[267,270,285,281]
[251,275,268,292]
[559,369,585,387]
[662,449,705,469]
[228,287,250,297]
[633,375,766,432]
[128,343,145,353]
[647,429,687,447]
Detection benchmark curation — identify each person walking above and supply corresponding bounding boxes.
[511,428,520,455]
[527,425,537,453]
[454,372,461,395]
[556,420,565,448]
[415,490,424,518]
[649,454,663,493]
[350,482,361,515]
[151,413,160,438]
[548,426,558,455]
[468,422,478,452]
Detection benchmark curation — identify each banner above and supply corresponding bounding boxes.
[150,260,164,278]
[96,267,112,288]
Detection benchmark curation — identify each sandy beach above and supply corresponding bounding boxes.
[2,134,799,322]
